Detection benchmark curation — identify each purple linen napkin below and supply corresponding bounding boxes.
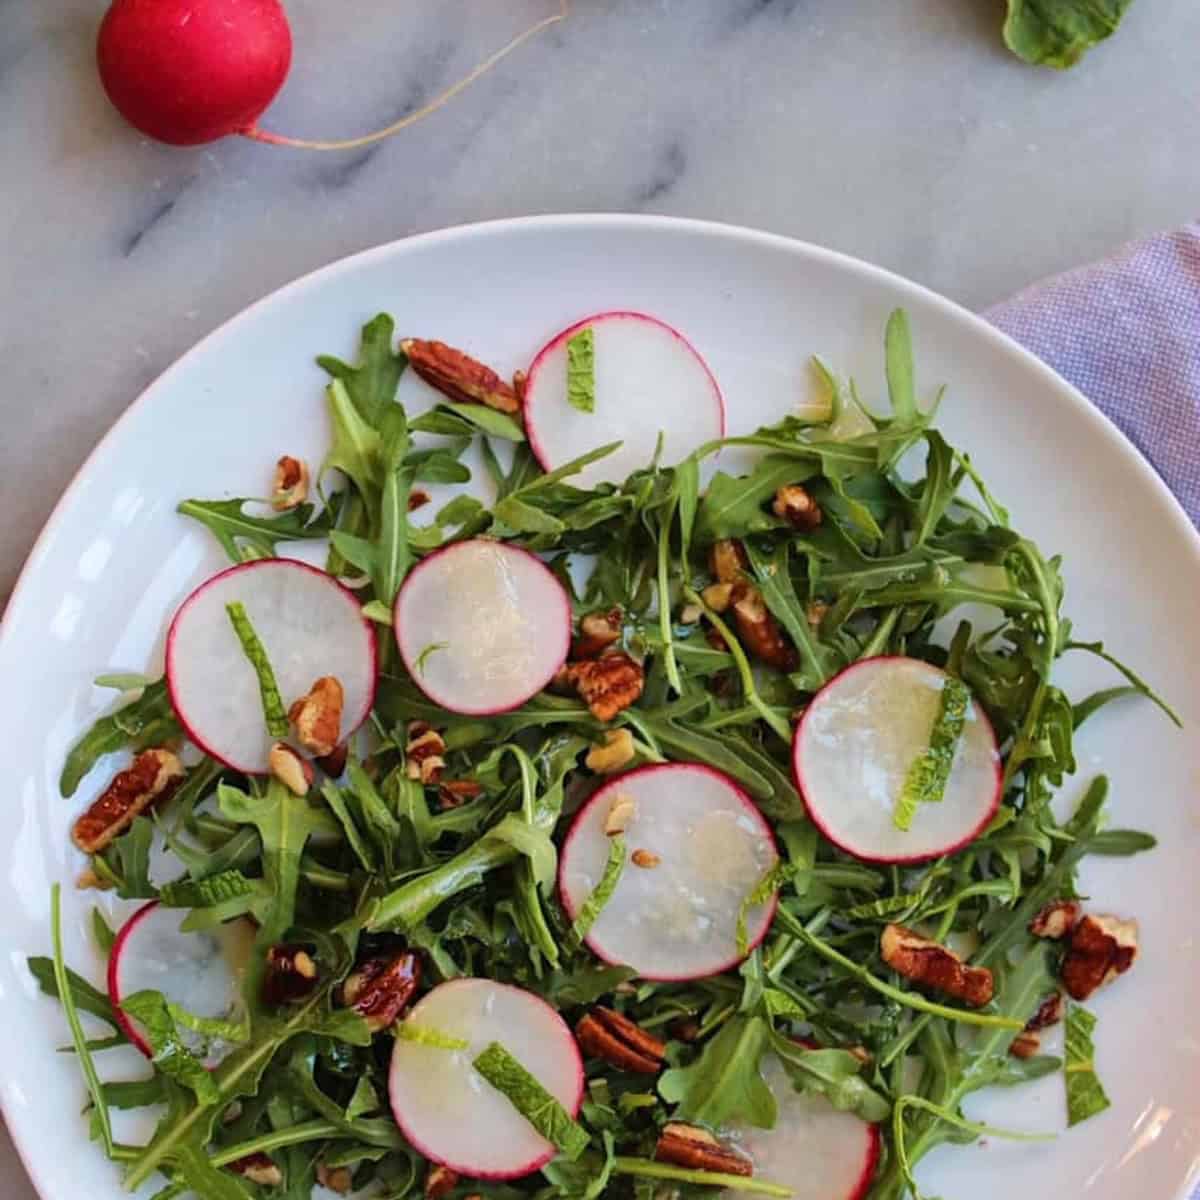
[985,222,1200,528]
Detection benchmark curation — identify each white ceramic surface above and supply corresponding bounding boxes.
[0,216,1197,1200]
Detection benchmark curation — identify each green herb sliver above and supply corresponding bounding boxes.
[611,1157,791,1197]
[894,676,969,831]
[569,833,626,944]
[225,600,288,736]
[1064,1005,1111,1126]
[395,1022,469,1050]
[566,326,596,413]
[473,1042,589,1160]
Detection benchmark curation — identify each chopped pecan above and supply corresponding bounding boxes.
[425,1165,460,1200]
[268,742,313,796]
[76,866,113,891]
[730,581,797,671]
[402,338,520,415]
[316,742,349,778]
[342,950,421,1030]
[271,455,309,511]
[289,676,344,757]
[631,848,661,869]
[772,484,822,531]
[880,924,994,1008]
[1009,1031,1041,1059]
[408,488,432,512]
[406,725,447,785]
[1060,914,1138,1001]
[558,653,644,721]
[438,779,483,809]
[574,607,623,659]
[604,790,637,836]
[576,1007,666,1073]
[700,581,735,613]
[317,1162,354,1194]
[806,600,829,629]
[586,729,636,774]
[668,1016,701,1043]
[1029,899,1082,940]
[72,749,183,854]
[710,539,749,584]
[1026,991,1066,1032]
[655,1123,752,1177]
[679,602,703,625]
[512,369,528,403]
[229,1152,283,1187]
[263,943,319,1006]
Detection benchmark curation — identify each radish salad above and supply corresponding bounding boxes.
[32,309,1178,1200]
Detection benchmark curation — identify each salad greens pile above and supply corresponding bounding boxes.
[34,309,1175,1200]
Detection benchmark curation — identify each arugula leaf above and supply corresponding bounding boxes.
[769,1035,891,1124]
[394,1022,469,1050]
[60,679,179,797]
[158,869,259,909]
[473,1042,589,1159]
[316,313,406,426]
[177,498,336,565]
[433,401,525,443]
[118,990,220,1103]
[566,326,596,413]
[28,955,122,1032]
[1003,0,1133,68]
[611,1158,790,1197]
[659,1014,776,1129]
[1064,1004,1111,1126]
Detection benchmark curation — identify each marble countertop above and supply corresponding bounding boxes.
[2,1,1198,1194]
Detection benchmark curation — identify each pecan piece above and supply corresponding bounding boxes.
[271,455,309,511]
[1009,1030,1041,1059]
[655,1123,752,1177]
[880,924,994,1008]
[72,749,183,854]
[342,950,421,1030]
[408,488,432,512]
[772,483,822,531]
[574,607,623,659]
[558,653,644,721]
[631,848,661,869]
[604,790,637,836]
[1029,899,1082,940]
[317,1163,354,1194]
[263,943,319,1006]
[402,338,520,415]
[1060,914,1139,1001]
[710,539,749,584]
[700,581,734,613]
[576,1007,666,1073]
[229,1152,283,1187]
[425,1165,460,1199]
[1026,990,1066,1032]
[406,724,447,785]
[316,742,349,778]
[586,729,636,774]
[730,581,797,671]
[289,676,343,757]
[268,742,314,796]
[438,779,483,810]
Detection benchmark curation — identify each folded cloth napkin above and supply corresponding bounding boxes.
[985,222,1200,529]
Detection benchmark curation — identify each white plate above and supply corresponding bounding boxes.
[0,216,1197,1200]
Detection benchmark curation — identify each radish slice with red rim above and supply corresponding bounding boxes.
[107,900,252,1064]
[166,558,376,774]
[393,539,571,716]
[793,656,1001,864]
[388,979,583,1180]
[722,1052,881,1200]
[523,311,725,488]
[558,764,779,981]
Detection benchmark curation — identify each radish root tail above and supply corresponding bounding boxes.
[240,2,569,151]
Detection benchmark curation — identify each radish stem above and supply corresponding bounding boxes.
[241,3,570,151]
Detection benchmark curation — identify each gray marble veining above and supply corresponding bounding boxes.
[2,0,1199,1193]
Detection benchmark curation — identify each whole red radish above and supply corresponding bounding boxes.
[97,0,293,146]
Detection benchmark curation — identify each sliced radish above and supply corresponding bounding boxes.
[107,900,252,1063]
[523,312,725,487]
[388,979,584,1180]
[393,540,570,716]
[166,558,376,773]
[558,764,779,981]
[794,656,1001,864]
[722,1052,880,1200]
